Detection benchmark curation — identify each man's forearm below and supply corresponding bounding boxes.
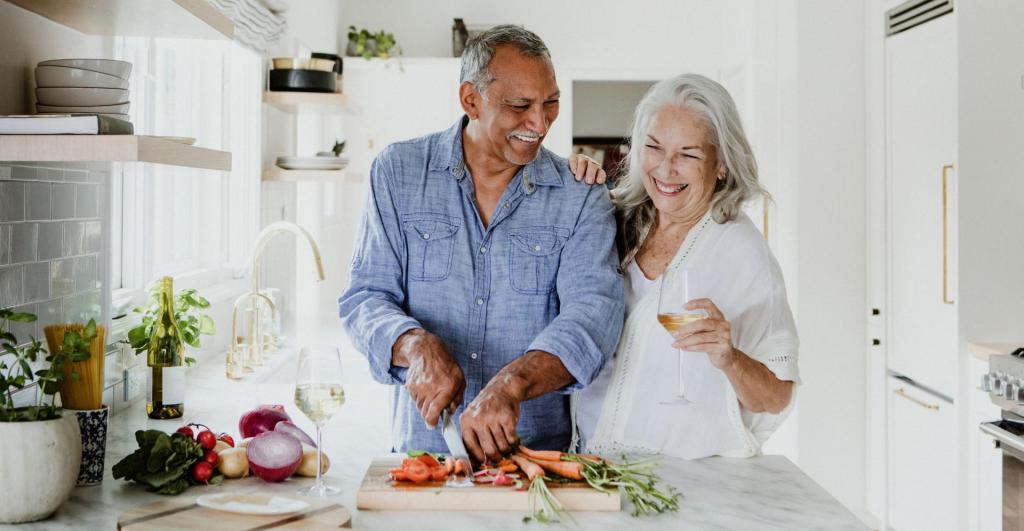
[485,350,575,403]
[391,328,428,367]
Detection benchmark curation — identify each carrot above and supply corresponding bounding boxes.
[497,458,515,468]
[573,453,605,463]
[417,454,440,468]
[526,458,584,481]
[511,454,545,481]
[517,445,565,462]
[405,460,430,483]
[389,468,408,481]
[499,463,518,473]
[430,465,448,481]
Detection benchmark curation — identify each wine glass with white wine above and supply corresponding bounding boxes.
[656,268,707,405]
[294,346,345,496]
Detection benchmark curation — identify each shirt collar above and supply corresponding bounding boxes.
[431,115,563,188]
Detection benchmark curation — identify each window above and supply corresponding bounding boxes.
[110,37,261,311]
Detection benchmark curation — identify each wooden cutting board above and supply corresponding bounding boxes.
[356,456,621,511]
[117,494,351,530]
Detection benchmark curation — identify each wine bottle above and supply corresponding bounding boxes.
[146,276,185,419]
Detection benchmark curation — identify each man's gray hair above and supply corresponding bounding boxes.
[460,25,550,94]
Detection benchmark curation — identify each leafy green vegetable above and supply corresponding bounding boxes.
[112,430,220,495]
[563,454,682,517]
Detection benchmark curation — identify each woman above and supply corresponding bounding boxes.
[568,74,799,459]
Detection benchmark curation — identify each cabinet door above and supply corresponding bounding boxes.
[888,377,957,530]
[886,14,958,396]
[340,59,463,181]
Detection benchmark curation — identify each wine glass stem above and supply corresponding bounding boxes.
[677,349,685,398]
[315,425,323,490]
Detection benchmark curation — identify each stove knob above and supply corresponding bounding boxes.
[981,373,993,392]
[1006,381,1019,401]
[992,376,1005,396]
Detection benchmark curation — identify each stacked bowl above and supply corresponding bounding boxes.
[34,59,132,121]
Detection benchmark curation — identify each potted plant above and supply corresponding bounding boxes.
[45,320,110,486]
[0,308,82,523]
[123,284,215,365]
[347,26,403,60]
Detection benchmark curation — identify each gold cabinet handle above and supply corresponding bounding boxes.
[894,387,939,411]
[942,164,954,304]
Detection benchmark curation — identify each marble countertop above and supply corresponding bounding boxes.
[4,344,866,530]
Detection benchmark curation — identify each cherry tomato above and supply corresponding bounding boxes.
[196,430,217,451]
[203,449,219,466]
[405,460,430,483]
[217,433,235,447]
[175,426,194,439]
[191,461,213,483]
[430,466,448,481]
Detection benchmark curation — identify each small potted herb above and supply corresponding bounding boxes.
[123,285,216,365]
[0,308,83,523]
[347,26,403,61]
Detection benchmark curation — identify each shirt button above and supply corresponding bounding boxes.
[475,298,484,305]
[470,352,478,360]
[503,203,509,209]
[479,246,487,254]
[422,233,430,240]
[533,245,541,252]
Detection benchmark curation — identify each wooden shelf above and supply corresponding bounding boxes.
[262,168,354,182]
[263,91,348,113]
[0,135,231,171]
[5,0,233,39]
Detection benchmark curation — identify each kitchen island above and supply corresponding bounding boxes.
[6,346,866,530]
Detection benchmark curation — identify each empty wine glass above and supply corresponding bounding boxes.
[294,346,345,496]
[656,269,707,405]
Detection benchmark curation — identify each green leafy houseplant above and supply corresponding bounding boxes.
[347,25,402,60]
[124,285,215,366]
[0,308,97,422]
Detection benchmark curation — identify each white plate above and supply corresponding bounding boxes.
[37,103,130,114]
[194,493,309,516]
[37,59,132,79]
[276,156,348,170]
[36,87,129,107]
[35,66,129,89]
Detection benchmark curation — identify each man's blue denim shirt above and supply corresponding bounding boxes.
[339,116,624,452]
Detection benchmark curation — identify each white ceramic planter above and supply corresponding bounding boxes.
[0,415,82,523]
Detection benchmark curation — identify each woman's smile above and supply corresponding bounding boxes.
[650,175,689,196]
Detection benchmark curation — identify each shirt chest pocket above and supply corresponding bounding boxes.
[508,228,568,295]
[403,215,460,281]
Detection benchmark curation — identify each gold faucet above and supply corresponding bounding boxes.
[227,221,325,377]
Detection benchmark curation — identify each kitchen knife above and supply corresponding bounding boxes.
[440,409,474,482]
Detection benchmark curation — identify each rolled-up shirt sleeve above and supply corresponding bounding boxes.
[527,185,624,392]
[339,148,421,385]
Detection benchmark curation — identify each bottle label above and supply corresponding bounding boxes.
[162,366,186,404]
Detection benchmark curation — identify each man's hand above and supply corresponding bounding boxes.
[393,329,466,429]
[459,376,521,463]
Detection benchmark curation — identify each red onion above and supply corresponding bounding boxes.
[246,431,303,482]
[239,404,292,439]
[274,421,316,447]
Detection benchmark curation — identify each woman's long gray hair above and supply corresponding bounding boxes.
[612,73,766,269]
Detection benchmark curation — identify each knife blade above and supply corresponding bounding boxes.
[440,409,474,481]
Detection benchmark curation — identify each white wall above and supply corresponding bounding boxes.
[0,2,109,115]
[792,0,868,524]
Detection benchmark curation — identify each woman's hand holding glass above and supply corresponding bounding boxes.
[670,298,736,369]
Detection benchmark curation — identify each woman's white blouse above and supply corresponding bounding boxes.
[575,211,800,459]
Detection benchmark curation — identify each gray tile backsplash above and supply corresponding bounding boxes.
[26,182,51,221]
[0,182,25,222]
[11,222,36,263]
[1,163,109,410]
[52,183,75,220]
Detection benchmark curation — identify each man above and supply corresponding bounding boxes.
[339,25,623,462]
